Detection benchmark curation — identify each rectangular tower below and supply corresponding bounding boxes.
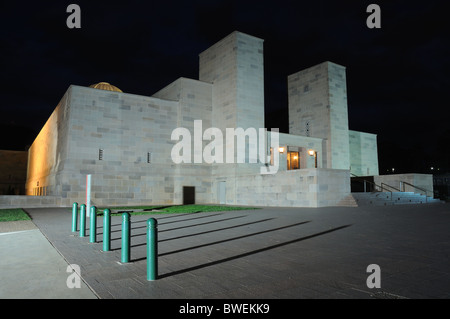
[199,31,265,131]
[199,31,265,204]
[288,61,350,170]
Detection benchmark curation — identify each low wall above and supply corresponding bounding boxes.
[233,168,351,208]
[0,194,165,209]
[0,195,65,209]
[2,168,351,209]
[374,173,433,196]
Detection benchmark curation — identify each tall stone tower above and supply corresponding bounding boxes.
[199,31,265,131]
[199,31,265,203]
[288,61,350,170]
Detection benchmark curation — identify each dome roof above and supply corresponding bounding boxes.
[89,82,123,92]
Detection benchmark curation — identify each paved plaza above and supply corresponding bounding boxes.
[1,203,449,299]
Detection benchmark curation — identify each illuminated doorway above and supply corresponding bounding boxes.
[287,151,300,170]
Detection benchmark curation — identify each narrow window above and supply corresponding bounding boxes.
[99,149,104,161]
[147,152,151,164]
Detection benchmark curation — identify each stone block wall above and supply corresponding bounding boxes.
[374,173,434,196]
[0,195,62,209]
[288,61,350,170]
[199,31,266,199]
[226,168,350,207]
[349,130,379,176]
[26,89,71,197]
[64,85,183,206]
[153,77,214,204]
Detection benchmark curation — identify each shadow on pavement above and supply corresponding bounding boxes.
[158,224,352,279]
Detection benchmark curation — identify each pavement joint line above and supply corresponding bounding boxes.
[0,229,35,236]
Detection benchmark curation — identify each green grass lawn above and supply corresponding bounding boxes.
[0,208,32,222]
[0,205,259,222]
[94,204,259,216]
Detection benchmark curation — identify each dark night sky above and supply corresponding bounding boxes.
[0,0,449,174]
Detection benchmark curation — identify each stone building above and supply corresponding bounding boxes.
[25,31,380,208]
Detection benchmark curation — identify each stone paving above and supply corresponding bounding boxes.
[0,228,96,299]
[17,203,450,299]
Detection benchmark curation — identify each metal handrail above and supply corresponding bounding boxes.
[400,181,436,203]
[350,173,393,201]
[381,182,401,192]
[350,173,381,191]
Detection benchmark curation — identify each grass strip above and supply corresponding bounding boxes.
[94,204,259,216]
[0,208,32,222]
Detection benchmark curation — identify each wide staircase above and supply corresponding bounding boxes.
[337,175,444,207]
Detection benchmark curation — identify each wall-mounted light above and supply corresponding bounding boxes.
[308,149,318,168]
[278,147,285,153]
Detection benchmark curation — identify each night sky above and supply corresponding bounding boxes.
[1,0,449,174]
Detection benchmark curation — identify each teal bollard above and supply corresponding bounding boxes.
[72,202,78,232]
[147,218,158,281]
[89,206,97,243]
[103,209,111,252]
[121,213,130,263]
[80,204,86,237]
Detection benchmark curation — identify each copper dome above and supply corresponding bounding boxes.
[89,82,122,93]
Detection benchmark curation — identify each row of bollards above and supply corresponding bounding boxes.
[71,202,158,280]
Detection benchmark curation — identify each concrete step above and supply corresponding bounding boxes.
[350,191,444,206]
[335,194,358,207]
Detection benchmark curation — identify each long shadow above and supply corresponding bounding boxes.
[142,205,175,211]
[115,218,276,251]
[108,215,248,248]
[97,212,224,233]
[111,211,223,226]
[159,215,246,233]
[159,218,275,243]
[105,209,221,226]
[131,220,311,262]
[122,211,223,226]
[157,212,224,226]
[159,221,311,257]
[157,224,352,279]
[151,211,208,220]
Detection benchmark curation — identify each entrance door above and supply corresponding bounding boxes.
[287,151,300,170]
[183,186,195,205]
[218,181,226,204]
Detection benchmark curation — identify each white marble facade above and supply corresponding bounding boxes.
[26,31,379,207]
